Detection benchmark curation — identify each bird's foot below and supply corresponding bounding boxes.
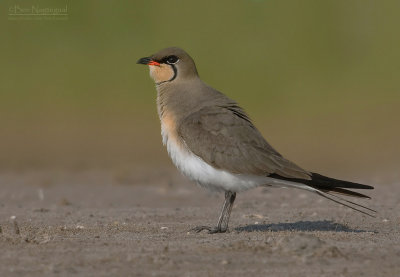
[190,225,227,234]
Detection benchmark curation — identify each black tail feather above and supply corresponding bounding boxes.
[320,187,371,199]
[323,191,377,213]
[269,172,374,192]
[269,172,375,216]
[306,173,374,190]
[315,191,376,217]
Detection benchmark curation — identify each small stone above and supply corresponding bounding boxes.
[59,198,71,206]
[38,189,44,201]
[13,221,20,235]
[221,260,229,265]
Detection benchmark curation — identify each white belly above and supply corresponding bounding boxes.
[162,126,271,192]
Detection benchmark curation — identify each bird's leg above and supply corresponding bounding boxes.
[218,191,236,233]
[192,191,236,234]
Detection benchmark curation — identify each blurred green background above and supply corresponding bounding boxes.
[1,0,399,180]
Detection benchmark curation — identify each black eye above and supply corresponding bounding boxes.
[165,55,179,64]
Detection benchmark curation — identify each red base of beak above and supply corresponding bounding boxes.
[148,61,160,66]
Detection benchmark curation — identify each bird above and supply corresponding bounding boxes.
[137,47,375,234]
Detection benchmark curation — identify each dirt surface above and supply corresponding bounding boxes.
[0,167,399,276]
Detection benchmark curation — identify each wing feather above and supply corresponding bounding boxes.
[178,105,311,179]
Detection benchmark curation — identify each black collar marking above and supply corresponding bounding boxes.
[156,64,177,86]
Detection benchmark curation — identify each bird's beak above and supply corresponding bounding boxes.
[137,57,160,66]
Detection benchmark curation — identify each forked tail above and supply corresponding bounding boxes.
[269,173,376,217]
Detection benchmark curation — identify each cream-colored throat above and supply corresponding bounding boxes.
[149,64,175,84]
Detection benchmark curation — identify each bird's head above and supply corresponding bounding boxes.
[137,47,198,85]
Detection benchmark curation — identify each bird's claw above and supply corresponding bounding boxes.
[190,225,227,234]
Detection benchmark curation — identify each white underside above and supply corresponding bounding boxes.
[162,126,316,193]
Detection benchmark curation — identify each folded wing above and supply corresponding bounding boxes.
[178,104,311,180]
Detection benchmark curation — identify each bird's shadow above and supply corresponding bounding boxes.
[235,220,375,233]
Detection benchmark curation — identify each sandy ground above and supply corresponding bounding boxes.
[0,167,399,277]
